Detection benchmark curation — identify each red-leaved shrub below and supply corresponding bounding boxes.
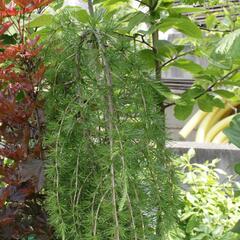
[0,0,53,239]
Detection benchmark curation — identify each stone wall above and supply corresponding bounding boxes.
[168,141,240,177]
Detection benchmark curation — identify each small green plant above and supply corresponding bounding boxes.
[170,149,240,240]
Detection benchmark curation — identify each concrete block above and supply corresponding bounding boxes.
[167,141,240,177]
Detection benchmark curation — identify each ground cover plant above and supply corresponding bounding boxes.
[171,150,240,240]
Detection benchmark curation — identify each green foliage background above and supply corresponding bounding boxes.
[171,150,240,240]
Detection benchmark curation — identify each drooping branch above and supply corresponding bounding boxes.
[199,26,232,33]
[163,67,240,109]
[88,0,94,16]
[114,32,154,49]
[95,33,120,240]
[161,49,195,68]
[89,0,120,238]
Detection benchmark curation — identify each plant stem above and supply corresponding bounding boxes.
[152,30,161,81]
[87,3,120,238]
[150,1,165,116]
[100,46,120,240]
[163,67,240,109]
[114,31,154,49]
[161,49,195,68]
[89,2,120,238]
[88,0,94,16]
[150,1,165,236]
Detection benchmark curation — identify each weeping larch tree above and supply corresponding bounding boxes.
[44,0,179,239]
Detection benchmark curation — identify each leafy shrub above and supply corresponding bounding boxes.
[170,149,240,240]
[0,0,53,239]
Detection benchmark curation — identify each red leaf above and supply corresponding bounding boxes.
[13,0,29,8]
[24,0,52,12]
[0,21,12,35]
[0,0,5,10]
[2,44,21,59]
[33,64,45,85]
[0,216,14,225]
[27,35,40,47]
[0,187,10,207]
[0,1,18,17]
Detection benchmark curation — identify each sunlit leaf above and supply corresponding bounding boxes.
[216,29,240,59]
[29,14,54,28]
[158,16,202,38]
[168,58,203,74]
[174,101,194,120]
[224,114,240,148]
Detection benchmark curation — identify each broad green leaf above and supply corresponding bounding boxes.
[232,220,240,233]
[197,93,225,112]
[213,89,235,99]
[156,40,177,58]
[64,6,89,23]
[181,211,195,221]
[197,94,214,112]
[208,52,233,70]
[216,29,240,59]
[224,114,240,148]
[137,49,155,69]
[168,58,203,74]
[181,85,205,100]
[186,215,199,234]
[211,97,225,109]
[170,6,204,14]
[141,0,150,5]
[197,93,225,111]
[223,73,240,86]
[29,14,54,28]
[126,11,148,32]
[234,163,240,175]
[149,81,181,102]
[102,0,128,5]
[206,15,217,29]
[158,16,202,38]
[174,102,194,120]
[191,233,208,240]
[30,28,51,42]
[220,232,240,240]
[100,0,129,10]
